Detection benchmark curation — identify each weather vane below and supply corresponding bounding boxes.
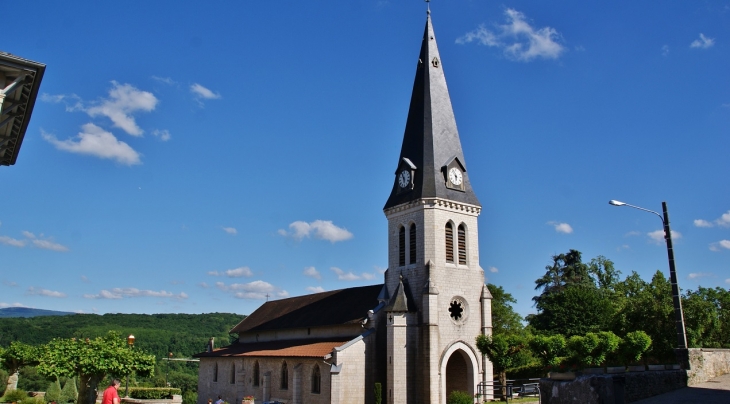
[425,0,430,13]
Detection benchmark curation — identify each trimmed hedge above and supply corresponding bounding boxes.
[128,388,182,400]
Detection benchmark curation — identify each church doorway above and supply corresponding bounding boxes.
[442,347,476,401]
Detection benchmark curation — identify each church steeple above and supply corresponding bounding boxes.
[384,15,480,210]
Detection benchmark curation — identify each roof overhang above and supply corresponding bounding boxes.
[0,52,46,166]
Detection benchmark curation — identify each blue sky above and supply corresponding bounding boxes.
[1,1,728,318]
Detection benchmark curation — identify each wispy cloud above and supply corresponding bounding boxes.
[687,272,713,280]
[303,266,321,279]
[693,210,730,228]
[215,280,288,300]
[27,287,66,298]
[151,129,171,141]
[3,280,18,287]
[190,83,221,100]
[690,33,715,49]
[222,227,237,235]
[329,267,375,281]
[547,221,573,234]
[207,267,253,278]
[306,286,325,294]
[84,288,188,299]
[151,76,177,86]
[0,302,26,308]
[488,266,499,273]
[648,229,681,244]
[709,240,730,252]
[0,235,26,248]
[661,45,670,56]
[694,219,713,228]
[85,82,158,136]
[42,124,141,166]
[278,220,353,243]
[456,8,565,62]
[1,231,68,251]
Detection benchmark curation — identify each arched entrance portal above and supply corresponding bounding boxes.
[440,343,478,403]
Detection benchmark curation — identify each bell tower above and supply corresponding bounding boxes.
[382,12,492,404]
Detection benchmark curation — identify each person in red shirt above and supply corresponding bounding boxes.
[101,379,121,404]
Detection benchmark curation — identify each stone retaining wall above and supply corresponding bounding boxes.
[687,348,730,386]
[539,370,686,404]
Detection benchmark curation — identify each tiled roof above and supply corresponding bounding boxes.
[194,338,350,358]
[230,284,383,334]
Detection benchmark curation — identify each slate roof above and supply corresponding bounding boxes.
[383,15,480,210]
[194,338,349,359]
[230,284,383,334]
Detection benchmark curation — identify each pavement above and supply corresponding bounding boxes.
[632,372,730,404]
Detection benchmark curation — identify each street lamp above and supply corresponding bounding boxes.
[608,200,689,365]
[166,352,173,387]
[125,335,135,397]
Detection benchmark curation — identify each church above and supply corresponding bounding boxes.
[196,12,493,404]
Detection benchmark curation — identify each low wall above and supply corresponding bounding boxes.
[539,370,686,404]
[687,348,730,386]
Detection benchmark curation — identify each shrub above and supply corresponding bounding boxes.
[2,389,29,403]
[45,379,62,403]
[374,383,382,404]
[19,397,45,404]
[620,331,652,364]
[182,392,197,404]
[507,361,545,379]
[59,378,77,404]
[447,390,472,404]
[128,387,181,399]
[566,334,598,368]
[529,334,566,368]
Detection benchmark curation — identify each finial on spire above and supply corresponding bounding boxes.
[425,0,430,15]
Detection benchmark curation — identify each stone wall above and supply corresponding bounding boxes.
[687,348,730,386]
[539,370,687,404]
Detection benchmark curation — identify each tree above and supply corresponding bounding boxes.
[487,284,524,337]
[529,284,613,336]
[36,332,155,404]
[683,286,730,348]
[475,334,528,400]
[0,341,40,391]
[60,378,78,403]
[533,249,592,304]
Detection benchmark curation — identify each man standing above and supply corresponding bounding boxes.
[102,379,121,404]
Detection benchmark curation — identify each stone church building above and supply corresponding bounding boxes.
[196,13,493,404]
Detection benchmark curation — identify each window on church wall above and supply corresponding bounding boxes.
[458,224,466,265]
[253,361,260,387]
[230,363,235,384]
[398,226,406,267]
[280,361,288,390]
[311,364,321,394]
[409,223,416,265]
[445,223,454,263]
[213,362,218,382]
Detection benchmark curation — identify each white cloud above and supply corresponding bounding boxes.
[690,33,715,49]
[208,266,253,278]
[547,221,573,234]
[709,240,730,252]
[27,287,67,298]
[687,272,712,279]
[303,266,321,279]
[306,286,325,294]
[86,82,158,136]
[84,288,187,299]
[648,229,681,244]
[625,231,642,237]
[280,220,353,243]
[662,45,670,56]
[152,129,171,141]
[151,76,177,85]
[222,227,237,235]
[31,239,69,252]
[3,280,18,287]
[361,272,375,280]
[43,124,142,165]
[0,302,25,308]
[695,210,730,228]
[726,279,730,284]
[199,282,209,288]
[190,83,221,100]
[694,219,713,228]
[216,280,288,300]
[488,266,499,273]
[330,267,361,281]
[456,9,565,62]
[81,275,90,283]
[0,235,26,247]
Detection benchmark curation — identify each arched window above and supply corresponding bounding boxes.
[311,364,321,394]
[280,361,288,390]
[458,224,466,265]
[230,362,235,384]
[213,362,218,382]
[398,226,406,267]
[253,361,260,387]
[409,223,416,265]
[445,223,454,263]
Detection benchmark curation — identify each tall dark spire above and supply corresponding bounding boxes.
[384,15,480,210]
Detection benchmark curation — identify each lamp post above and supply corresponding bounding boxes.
[608,200,689,366]
[166,352,173,387]
[125,335,135,398]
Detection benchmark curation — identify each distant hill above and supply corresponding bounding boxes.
[0,307,75,318]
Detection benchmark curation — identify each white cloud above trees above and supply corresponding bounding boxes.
[83,288,188,300]
[547,221,573,234]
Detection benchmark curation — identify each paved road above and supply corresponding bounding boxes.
[632,372,730,404]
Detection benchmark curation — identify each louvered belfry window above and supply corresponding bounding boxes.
[445,223,454,263]
[409,224,417,265]
[458,224,467,265]
[399,226,406,267]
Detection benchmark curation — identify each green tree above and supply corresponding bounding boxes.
[45,379,62,403]
[36,332,155,404]
[529,284,613,336]
[683,286,730,348]
[59,378,78,403]
[0,342,41,390]
[475,334,528,400]
[487,284,524,337]
[533,250,592,304]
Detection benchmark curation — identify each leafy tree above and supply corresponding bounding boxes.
[0,342,41,390]
[619,331,652,364]
[475,334,528,400]
[528,334,566,370]
[683,286,730,348]
[60,378,78,403]
[45,378,62,403]
[36,332,155,404]
[487,284,524,337]
[533,249,592,305]
[529,284,613,336]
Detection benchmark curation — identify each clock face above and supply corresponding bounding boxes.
[448,168,463,186]
[398,170,411,188]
